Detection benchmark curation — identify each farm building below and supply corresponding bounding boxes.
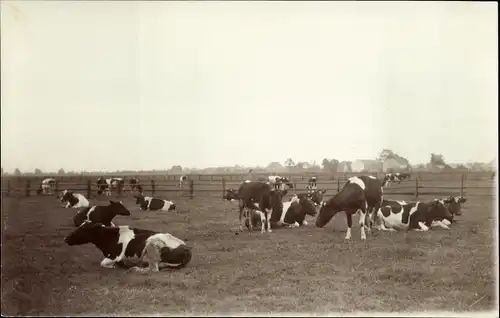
[338,161,352,173]
[382,157,410,172]
[351,159,382,172]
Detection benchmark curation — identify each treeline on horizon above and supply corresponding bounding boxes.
[2,149,495,176]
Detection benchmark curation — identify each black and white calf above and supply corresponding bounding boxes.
[376,199,453,231]
[36,178,56,195]
[315,176,383,241]
[382,173,410,187]
[307,177,318,192]
[269,195,317,228]
[64,222,192,272]
[267,176,294,191]
[58,190,90,209]
[179,175,188,188]
[73,200,131,227]
[135,195,176,212]
[236,181,284,233]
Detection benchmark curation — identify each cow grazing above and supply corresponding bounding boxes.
[64,222,192,272]
[73,200,131,227]
[376,199,453,231]
[267,176,294,191]
[236,181,284,233]
[179,175,188,188]
[307,176,318,191]
[315,176,383,240]
[36,178,56,195]
[135,195,176,212]
[382,173,410,187]
[59,190,90,209]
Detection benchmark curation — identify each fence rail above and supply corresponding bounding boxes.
[1,173,496,200]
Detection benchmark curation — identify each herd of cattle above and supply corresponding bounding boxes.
[36,172,466,273]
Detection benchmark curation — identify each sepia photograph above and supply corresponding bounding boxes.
[1,0,498,316]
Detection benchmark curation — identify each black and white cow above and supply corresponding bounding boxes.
[129,177,143,194]
[73,200,131,227]
[307,176,318,192]
[375,199,453,231]
[438,196,467,224]
[382,173,410,187]
[236,181,284,233]
[295,189,327,206]
[64,222,192,272]
[36,178,56,195]
[269,194,318,228]
[58,190,90,209]
[315,176,383,241]
[96,177,124,196]
[267,176,294,191]
[179,175,188,188]
[135,195,176,212]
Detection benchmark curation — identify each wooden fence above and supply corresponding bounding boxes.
[1,172,495,200]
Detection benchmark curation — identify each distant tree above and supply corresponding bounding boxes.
[14,168,21,176]
[170,165,183,174]
[430,153,446,166]
[57,168,65,175]
[266,161,284,173]
[34,168,43,175]
[284,158,295,169]
[321,158,339,173]
[378,149,410,166]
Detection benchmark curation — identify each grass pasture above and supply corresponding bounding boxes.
[1,175,498,315]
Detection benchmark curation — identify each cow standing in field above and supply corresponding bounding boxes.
[382,173,410,187]
[315,176,383,241]
[267,176,294,191]
[64,222,192,272]
[307,177,318,192]
[236,181,284,233]
[129,177,143,194]
[135,195,176,212]
[375,199,453,231]
[36,178,56,195]
[58,190,90,209]
[96,177,124,196]
[179,175,188,188]
[224,188,267,231]
[73,200,131,227]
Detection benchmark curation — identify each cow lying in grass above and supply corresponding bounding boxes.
[375,199,453,231]
[73,200,131,227]
[135,195,176,212]
[58,190,90,209]
[64,222,192,272]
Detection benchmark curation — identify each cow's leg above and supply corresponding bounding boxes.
[265,209,272,233]
[414,221,430,232]
[358,203,367,240]
[345,212,352,240]
[238,203,245,232]
[378,221,396,232]
[247,208,254,232]
[301,220,308,226]
[65,202,71,208]
[100,257,116,269]
[431,220,450,230]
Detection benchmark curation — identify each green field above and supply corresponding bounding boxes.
[1,174,497,315]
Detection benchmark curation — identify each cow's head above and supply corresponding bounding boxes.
[316,200,337,228]
[297,196,317,217]
[280,177,293,189]
[442,196,467,216]
[223,189,239,201]
[109,200,131,216]
[59,190,73,203]
[428,199,454,223]
[307,189,327,206]
[64,221,105,246]
[135,195,146,206]
[164,200,176,211]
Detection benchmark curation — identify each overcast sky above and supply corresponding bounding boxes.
[1,1,497,173]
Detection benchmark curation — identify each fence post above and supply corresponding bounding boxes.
[337,178,341,193]
[25,180,30,197]
[189,180,194,199]
[151,180,156,196]
[222,177,226,199]
[55,180,59,195]
[87,180,92,198]
[415,177,419,200]
[460,173,464,197]
[117,182,122,198]
[6,180,10,197]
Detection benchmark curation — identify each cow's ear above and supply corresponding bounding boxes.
[321,189,326,194]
